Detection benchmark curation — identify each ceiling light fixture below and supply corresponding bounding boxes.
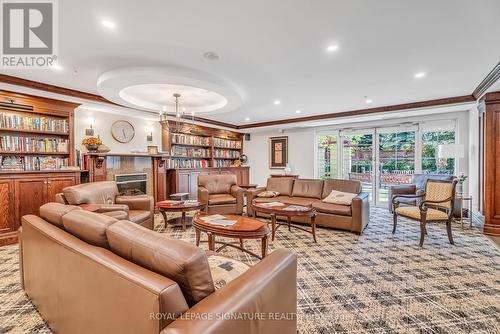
[414,72,426,79]
[364,97,373,104]
[244,117,250,122]
[296,110,301,114]
[326,44,339,53]
[274,100,281,105]
[101,20,116,29]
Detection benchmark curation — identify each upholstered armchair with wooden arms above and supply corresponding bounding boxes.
[198,174,244,215]
[392,179,458,247]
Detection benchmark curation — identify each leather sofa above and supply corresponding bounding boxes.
[55,181,154,229]
[198,174,244,215]
[247,178,370,234]
[20,203,297,334]
[387,174,460,216]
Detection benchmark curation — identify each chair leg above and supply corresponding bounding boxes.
[392,213,398,234]
[419,222,426,247]
[446,220,455,245]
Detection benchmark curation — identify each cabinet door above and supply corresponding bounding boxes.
[0,180,14,235]
[47,176,76,202]
[14,178,47,225]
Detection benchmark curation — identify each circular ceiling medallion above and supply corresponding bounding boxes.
[97,66,243,115]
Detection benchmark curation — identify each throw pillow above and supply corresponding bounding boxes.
[257,190,280,198]
[322,190,357,205]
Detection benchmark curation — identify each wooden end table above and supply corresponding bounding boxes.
[157,201,206,231]
[193,213,269,259]
[252,201,317,242]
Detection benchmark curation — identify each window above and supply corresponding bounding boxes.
[421,130,456,174]
[317,134,338,179]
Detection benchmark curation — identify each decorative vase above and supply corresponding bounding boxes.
[284,164,292,175]
[86,144,99,152]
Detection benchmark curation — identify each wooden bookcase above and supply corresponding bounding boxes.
[0,90,81,246]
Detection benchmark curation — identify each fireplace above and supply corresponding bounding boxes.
[115,173,147,196]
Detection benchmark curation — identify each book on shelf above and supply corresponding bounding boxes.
[0,135,69,153]
[0,155,69,171]
[213,137,241,149]
[171,146,210,158]
[214,159,235,168]
[171,133,211,146]
[0,112,68,133]
[166,158,210,169]
[214,148,240,159]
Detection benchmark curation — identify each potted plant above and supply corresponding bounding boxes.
[457,173,468,195]
[82,136,102,153]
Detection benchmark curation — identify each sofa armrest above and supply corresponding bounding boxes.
[387,184,416,212]
[351,192,370,234]
[198,186,209,209]
[230,185,244,214]
[95,204,130,213]
[246,187,266,216]
[115,195,154,212]
[161,249,297,334]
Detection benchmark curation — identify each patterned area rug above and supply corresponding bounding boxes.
[1,208,499,333]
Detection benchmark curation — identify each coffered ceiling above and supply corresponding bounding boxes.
[1,0,499,125]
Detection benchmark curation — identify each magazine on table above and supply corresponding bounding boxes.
[200,214,236,226]
[256,201,285,207]
[282,205,309,211]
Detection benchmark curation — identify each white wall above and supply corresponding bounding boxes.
[74,106,163,153]
[244,108,480,210]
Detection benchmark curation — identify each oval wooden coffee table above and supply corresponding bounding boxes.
[157,201,206,231]
[193,213,270,259]
[252,201,317,242]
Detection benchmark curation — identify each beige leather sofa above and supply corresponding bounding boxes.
[247,178,370,234]
[20,203,297,334]
[198,174,244,215]
[56,181,154,229]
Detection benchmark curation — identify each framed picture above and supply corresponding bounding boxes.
[147,145,158,155]
[269,136,288,169]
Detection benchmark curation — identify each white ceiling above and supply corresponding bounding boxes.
[1,0,499,125]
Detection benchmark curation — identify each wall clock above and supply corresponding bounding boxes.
[111,120,135,143]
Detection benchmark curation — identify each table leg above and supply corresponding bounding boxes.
[460,198,464,229]
[160,210,168,228]
[287,216,291,231]
[261,235,268,258]
[207,233,215,251]
[311,214,317,243]
[271,213,277,241]
[240,239,244,248]
[181,211,186,231]
[469,198,473,228]
[195,229,201,246]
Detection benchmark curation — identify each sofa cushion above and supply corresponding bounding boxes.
[252,195,292,204]
[322,179,362,198]
[62,210,118,248]
[395,207,449,220]
[280,196,316,206]
[198,174,236,194]
[266,178,294,196]
[291,179,324,199]
[63,181,119,205]
[323,190,358,205]
[313,202,352,216]
[106,220,215,306]
[257,190,280,198]
[207,254,249,290]
[209,194,237,205]
[39,202,82,228]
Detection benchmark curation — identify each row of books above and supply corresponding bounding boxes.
[171,133,211,146]
[213,137,241,149]
[165,158,210,169]
[0,113,69,133]
[0,135,69,153]
[213,149,240,159]
[171,146,210,158]
[214,159,235,168]
[0,155,69,171]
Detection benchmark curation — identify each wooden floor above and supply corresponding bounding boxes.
[486,235,500,247]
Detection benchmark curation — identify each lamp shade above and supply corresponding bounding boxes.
[437,144,464,159]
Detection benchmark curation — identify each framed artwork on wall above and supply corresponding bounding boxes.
[269,136,288,169]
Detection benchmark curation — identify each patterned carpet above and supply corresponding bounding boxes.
[1,208,499,333]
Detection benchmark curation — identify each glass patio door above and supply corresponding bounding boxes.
[341,131,375,203]
[375,127,417,206]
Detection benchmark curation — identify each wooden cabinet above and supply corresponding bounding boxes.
[0,171,81,246]
[165,167,250,200]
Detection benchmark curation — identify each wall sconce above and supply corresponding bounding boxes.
[146,127,153,142]
[85,117,95,136]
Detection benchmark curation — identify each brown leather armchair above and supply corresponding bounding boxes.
[56,181,154,229]
[198,174,244,215]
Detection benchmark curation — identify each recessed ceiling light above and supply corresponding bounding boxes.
[101,20,116,29]
[295,110,301,114]
[244,117,250,122]
[51,64,63,71]
[273,100,281,105]
[326,44,339,53]
[414,72,426,79]
[203,51,220,61]
[365,99,373,104]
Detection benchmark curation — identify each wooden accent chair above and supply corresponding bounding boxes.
[392,179,458,247]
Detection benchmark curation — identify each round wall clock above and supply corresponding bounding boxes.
[111,120,135,143]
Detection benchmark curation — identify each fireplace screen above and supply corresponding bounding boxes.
[115,173,147,196]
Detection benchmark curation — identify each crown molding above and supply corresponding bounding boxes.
[473,62,500,100]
